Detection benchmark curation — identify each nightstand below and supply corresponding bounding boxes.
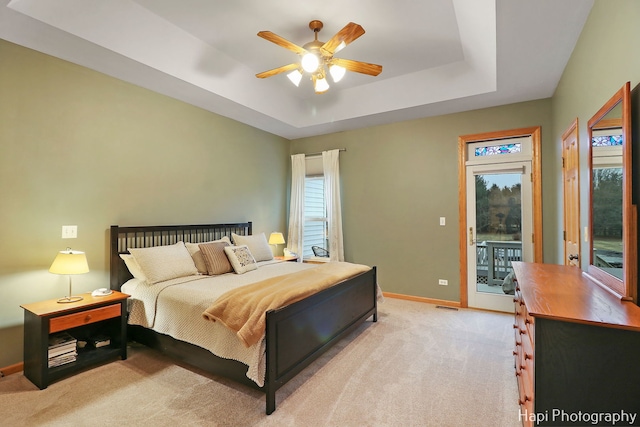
[21,290,129,389]
[274,255,298,262]
[304,257,330,264]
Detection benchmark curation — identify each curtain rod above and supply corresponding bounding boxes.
[297,148,347,158]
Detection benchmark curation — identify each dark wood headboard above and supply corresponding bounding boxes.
[109,222,252,291]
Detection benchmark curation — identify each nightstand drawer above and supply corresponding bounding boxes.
[50,304,121,333]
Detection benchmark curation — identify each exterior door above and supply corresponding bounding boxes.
[562,119,581,267]
[466,161,533,312]
[458,127,542,311]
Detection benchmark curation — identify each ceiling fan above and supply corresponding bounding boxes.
[255,20,382,94]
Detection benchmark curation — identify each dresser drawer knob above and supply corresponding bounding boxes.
[84,314,92,322]
[519,395,531,404]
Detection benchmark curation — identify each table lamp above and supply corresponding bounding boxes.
[268,232,286,254]
[49,248,89,303]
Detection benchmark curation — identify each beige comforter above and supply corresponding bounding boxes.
[202,262,371,347]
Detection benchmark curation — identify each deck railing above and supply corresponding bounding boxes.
[476,241,522,286]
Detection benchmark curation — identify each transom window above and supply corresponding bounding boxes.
[474,143,521,157]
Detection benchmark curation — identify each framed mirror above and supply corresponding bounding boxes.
[586,82,636,301]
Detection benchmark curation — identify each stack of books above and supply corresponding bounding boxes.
[90,335,111,348]
[48,332,77,368]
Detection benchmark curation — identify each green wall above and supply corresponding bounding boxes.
[0,40,289,367]
[551,0,640,266]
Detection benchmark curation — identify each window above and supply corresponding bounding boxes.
[303,176,327,258]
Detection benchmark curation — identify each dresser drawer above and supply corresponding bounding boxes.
[521,307,534,338]
[516,341,534,427]
[518,376,534,427]
[514,293,527,321]
[50,304,121,333]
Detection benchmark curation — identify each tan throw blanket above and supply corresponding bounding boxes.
[202,262,372,347]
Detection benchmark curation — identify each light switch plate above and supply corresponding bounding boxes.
[62,225,77,239]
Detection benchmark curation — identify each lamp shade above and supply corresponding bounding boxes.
[268,232,285,245]
[313,76,329,93]
[329,64,346,83]
[287,69,303,87]
[49,250,89,275]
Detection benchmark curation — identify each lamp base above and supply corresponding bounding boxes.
[57,295,84,304]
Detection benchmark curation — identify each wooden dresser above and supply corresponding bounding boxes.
[512,262,640,427]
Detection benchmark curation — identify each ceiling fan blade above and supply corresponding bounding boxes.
[331,58,382,76]
[320,22,365,56]
[257,31,308,55]
[256,63,300,79]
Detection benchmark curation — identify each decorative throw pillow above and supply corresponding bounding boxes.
[198,241,233,275]
[119,254,147,281]
[231,232,274,262]
[186,237,231,274]
[224,245,258,274]
[128,241,198,284]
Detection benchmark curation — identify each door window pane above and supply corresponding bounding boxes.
[475,173,522,294]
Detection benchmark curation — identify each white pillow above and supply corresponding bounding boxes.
[119,254,147,281]
[128,241,198,284]
[185,236,231,274]
[231,232,274,262]
[224,245,258,274]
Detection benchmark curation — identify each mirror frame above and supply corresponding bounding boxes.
[586,82,636,302]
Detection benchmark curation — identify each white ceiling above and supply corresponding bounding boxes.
[1,0,594,140]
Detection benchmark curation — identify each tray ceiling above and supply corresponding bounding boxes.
[1,0,593,139]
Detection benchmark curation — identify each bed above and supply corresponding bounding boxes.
[109,222,378,414]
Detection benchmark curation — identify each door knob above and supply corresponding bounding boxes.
[568,254,579,261]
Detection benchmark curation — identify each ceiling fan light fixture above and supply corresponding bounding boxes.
[287,69,303,86]
[256,20,382,94]
[301,53,320,73]
[329,64,346,83]
[314,76,330,94]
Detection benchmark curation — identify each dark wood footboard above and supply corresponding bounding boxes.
[264,266,377,414]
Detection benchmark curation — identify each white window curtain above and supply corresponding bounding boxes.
[287,154,306,262]
[322,149,344,261]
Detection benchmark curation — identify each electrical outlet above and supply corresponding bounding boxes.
[438,279,448,286]
[62,225,77,239]
[439,217,446,226]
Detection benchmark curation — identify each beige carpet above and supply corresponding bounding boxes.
[0,298,520,427]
